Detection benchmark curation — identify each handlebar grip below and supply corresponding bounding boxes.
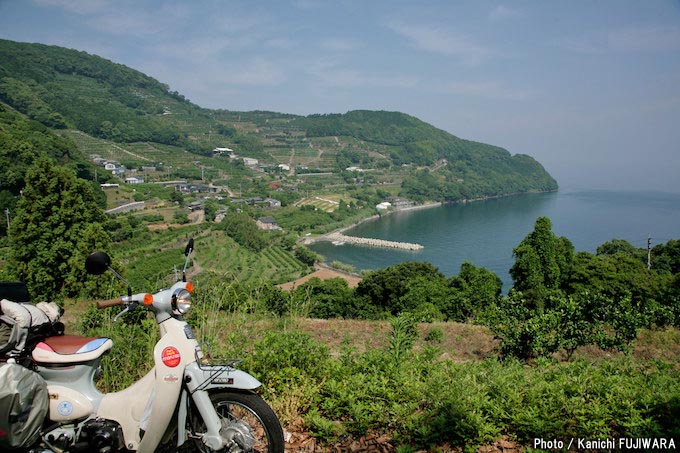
[96,297,125,309]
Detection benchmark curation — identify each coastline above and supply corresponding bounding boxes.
[306,189,558,245]
[300,201,442,246]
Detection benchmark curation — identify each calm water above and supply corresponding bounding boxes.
[309,190,680,291]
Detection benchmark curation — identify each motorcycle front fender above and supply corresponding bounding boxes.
[184,361,262,392]
[176,362,262,448]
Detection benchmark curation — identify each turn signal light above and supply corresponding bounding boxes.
[143,293,154,305]
[185,282,195,293]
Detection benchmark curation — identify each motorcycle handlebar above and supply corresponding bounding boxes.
[95,297,125,309]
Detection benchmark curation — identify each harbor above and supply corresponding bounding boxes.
[324,231,424,251]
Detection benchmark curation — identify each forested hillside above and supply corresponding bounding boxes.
[0,38,556,206]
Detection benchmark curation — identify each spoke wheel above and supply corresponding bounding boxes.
[189,391,284,453]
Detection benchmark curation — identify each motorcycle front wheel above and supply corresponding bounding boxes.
[189,391,284,453]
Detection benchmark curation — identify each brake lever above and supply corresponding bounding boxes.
[113,301,139,322]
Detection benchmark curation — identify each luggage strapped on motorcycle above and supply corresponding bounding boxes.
[0,282,64,450]
[0,282,63,362]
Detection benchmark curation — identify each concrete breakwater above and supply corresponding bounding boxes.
[325,232,424,251]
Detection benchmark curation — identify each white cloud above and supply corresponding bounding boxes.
[388,22,491,65]
[607,26,680,53]
[85,10,170,39]
[321,38,359,51]
[216,57,286,86]
[294,0,324,10]
[562,25,680,54]
[439,80,535,101]
[265,37,298,50]
[32,0,108,15]
[489,5,523,22]
[306,59,417,89]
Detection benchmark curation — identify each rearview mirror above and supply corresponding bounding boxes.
[85,251,111,275]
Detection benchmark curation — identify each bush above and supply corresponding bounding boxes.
[218,212,267,251]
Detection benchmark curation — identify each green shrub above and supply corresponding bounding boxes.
[424,326,444,344]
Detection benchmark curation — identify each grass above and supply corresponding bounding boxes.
[69,301,680,451]
[192,230,310,284]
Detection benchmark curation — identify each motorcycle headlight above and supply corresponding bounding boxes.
[172,288,192,314]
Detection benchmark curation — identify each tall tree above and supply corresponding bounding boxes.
[8,158,110,300]
[446,261,503,321]
[355,261,445,316]
[509,217,574,310]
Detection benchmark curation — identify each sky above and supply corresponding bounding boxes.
[1,0,679,193]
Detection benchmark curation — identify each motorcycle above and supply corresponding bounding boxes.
[19,239,285,452]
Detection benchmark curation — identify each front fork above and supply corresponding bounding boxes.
[179,388,223,450]
[177,361,262,449]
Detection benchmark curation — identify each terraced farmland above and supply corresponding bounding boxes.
[295,196,342,212]
[195,232,310,284]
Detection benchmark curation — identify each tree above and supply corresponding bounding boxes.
[218,212,267,252]
[509,217,574,310]
[203,199,218,222]
[355,261,445,316]
[8,158,110,300]
[651,239,680,274]
[291,277,356,319]
[446,261,502,321]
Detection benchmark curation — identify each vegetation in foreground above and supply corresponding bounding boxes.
[1,156,679,450]
[74,299,680,451]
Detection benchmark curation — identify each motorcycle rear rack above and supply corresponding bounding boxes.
[195,343,243,368]
[191,348,243,392]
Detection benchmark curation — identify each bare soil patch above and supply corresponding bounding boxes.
[295,318,498,361]
[278,265,361,291]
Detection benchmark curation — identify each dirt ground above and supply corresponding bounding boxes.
[278,264,362,291]
[295,318,498,361]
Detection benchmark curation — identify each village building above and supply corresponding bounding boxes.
[264,198,281,208]
[175,183,220,194]
[386,196,414,208]
[187,201,204,212]
[256,216,282,231]
[212,147,233,157]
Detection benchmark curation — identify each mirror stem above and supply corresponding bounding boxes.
[108,266,132,298]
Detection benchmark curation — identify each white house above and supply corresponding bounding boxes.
[125,177,144,184]
[243,157,259,166]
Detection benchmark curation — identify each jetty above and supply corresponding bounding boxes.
[325,232,423,251]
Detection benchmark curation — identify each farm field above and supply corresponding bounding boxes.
[194,231,310,285]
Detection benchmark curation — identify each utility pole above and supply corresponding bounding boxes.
[5,208,9,231]
[647,235,652,270]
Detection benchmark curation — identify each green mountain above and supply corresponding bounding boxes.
[0,38,557,207]
[293,111,558,200]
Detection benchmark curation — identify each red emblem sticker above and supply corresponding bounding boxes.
[161,346,181,367]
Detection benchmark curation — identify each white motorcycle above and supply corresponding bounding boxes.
[18,239,284,452]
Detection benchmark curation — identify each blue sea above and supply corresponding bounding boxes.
[308,189,680,291]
